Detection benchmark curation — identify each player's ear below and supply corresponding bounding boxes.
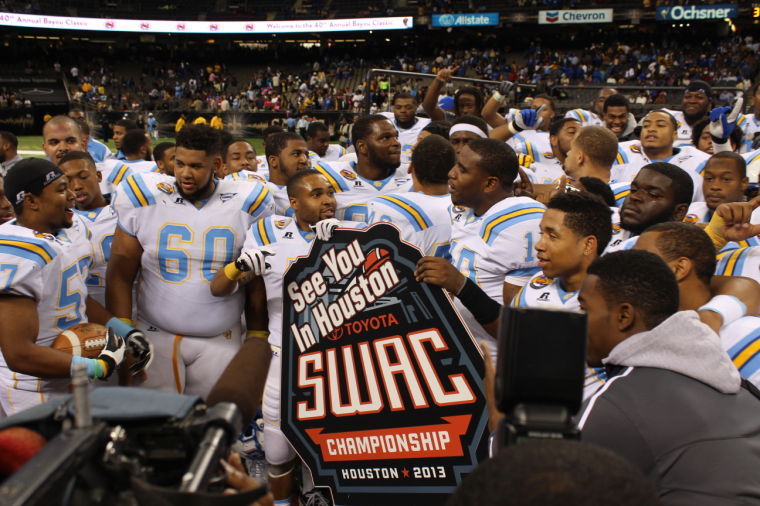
[356,139,368,156]
[583,235,597,257]
[96,170,103,183]
[672,202,689,222]
[671,257,691,282]
[23,192,39,211]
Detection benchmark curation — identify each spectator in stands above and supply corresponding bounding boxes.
[0,131,21,175]
[578,249,760,505]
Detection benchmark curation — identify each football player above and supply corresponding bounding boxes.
[315,115,411,222]
[565,87,618,127]
[107,125,274,398]
[0,159,127,415]
[42,116,86,166]
[446,138,545,359]
[367,134,455,258]
[305,122,346,163]
[449,116,489,157]
[617,110,708,202]
[223,138,258,178]
[153,142,176,176]
[211,169,353,506]
[738,82,760,152]
[59,151,116,306]
[662,80,713,147]
[112,118,138,160]
[525,118,580,185]
[685,152,751,224]
[70,117,113,163]
[379,93,431,164]
[120,130,158,172]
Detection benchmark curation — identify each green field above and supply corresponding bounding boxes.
[17,136,267,156]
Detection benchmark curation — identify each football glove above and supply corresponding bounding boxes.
[509,104,546,135]
[125,329,153,376]
[709,95,743,142]
[311,218,341,241]
[492,80,514,104]
[97,328,126,379]
[235,247,275,276]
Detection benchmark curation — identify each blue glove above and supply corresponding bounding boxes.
[509,104,546,135]
[709,95,743,142]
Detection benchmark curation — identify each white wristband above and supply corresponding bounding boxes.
[699,294,747,326]
[492,91,507,104]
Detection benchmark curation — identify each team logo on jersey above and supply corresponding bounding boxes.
[683,214,700,223]
[156,182,174,194]
[543,152,555,159]
[340,169,357,180]
[529,275,553,290]
[538,292,551,301]
[630,144,641,153]
[274,218,292,229]
[612,223,622,234]
[219,192,237,203]
[33,231,55,241]
[283,232,294,239]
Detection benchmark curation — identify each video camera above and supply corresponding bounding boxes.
[494,307,587,448]
[0,386,267,506]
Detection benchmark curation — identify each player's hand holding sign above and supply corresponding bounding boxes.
[311,218,341,241]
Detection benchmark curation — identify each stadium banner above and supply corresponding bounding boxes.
[538,8,613,24]
[656,4,738,21]
[0,12,412,33]
[280,223,489,505]
[431,12,499,27]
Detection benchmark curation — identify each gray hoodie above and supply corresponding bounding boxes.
[579,311,760,506]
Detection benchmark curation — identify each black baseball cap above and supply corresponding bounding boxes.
[4,158,64,207]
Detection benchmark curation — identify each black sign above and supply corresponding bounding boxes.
[281,223,488,505]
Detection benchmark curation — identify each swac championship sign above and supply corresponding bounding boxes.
[656,4,738,20]
[431,13,499,27]
[281,224,488,505]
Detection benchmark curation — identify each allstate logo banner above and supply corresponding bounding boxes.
[281,223,488,505]
[656,4,737,20]
[538,8,613,24]
[431,12,499,27]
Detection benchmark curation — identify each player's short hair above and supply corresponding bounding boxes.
[286,168,323,198]
[153,142,175,162]
[58,150,96,169]
[121,129,150,157]
[222,138,253,163]
[421,120,452,140]
[265,131,305,160]
[450,115,489,137]
[533,94,556,111]
[640,162,694,207]
[114,118,138,131]
[602,93,630,113]
[703,151,747,178]
[454,86,484,116]
[263,125,284,139]
[690,118,744,150]
[548,191,613,255]
[175,124,222,156]
[645,222,716,283]
[44,115,82,137]
[72,117,90,136]
[0,131,18,149]
[465,138,518,190]
[587,250,679,329]
[645,109,678,131]
[549,117,579,137]
[578,177,616,207]
[352,114,392,146]
[392,92,417,104]
[574,126,619,168]
[306,121,329,139]
[412,134,455,185]
[447,440,659,506]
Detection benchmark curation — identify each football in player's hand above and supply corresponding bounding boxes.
[52,323,108,358]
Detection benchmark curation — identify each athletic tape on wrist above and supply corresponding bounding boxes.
[106,316,134,338]
[224,261,244,281]
[699,294,747,326]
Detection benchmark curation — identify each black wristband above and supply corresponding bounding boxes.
[456,278,502,325]
[710,134,728,144]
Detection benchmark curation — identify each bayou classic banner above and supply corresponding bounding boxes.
[281,223,488,505]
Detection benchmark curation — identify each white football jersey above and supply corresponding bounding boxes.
[661,108,694,147]
[744,149,760,186]
[715,246,759,282]
[512,273,606,399]
[0,217,92,397]
[604,221,636,254]
[722,316,760,389]
[308,144,347,163]
[367,192,453,258]
[616,141,708,202]
[564,108,603,127]
[507,131,552,164]
[608,181,631,208]
[256,155,270,180]
[123,159,158,173]
[527,155,564,184]
[97,158,134,197]
[315,160,413,222]
[379,112,431,165]
[224,172,293,216]
[737,114,759,153]
[225,170,267,183]
[113,173,274,336]
[74,203,117,306]
[450,197,545,345]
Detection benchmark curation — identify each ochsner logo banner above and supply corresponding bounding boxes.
[656,4,738,20]
[538,8,613,24]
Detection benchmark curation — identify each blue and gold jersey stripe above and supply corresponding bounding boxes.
[251,217,276,246]
[728,328,760,377]
[570,109,587,122]
[376,195,433,232]
[314,163,349,192]
[0,234,57,267]
[241,184,271,216]
[481,205,545,245]
[107,163,132,185]
[715,247,750,276]
[122,174,156,208]
[615,147,629,165]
